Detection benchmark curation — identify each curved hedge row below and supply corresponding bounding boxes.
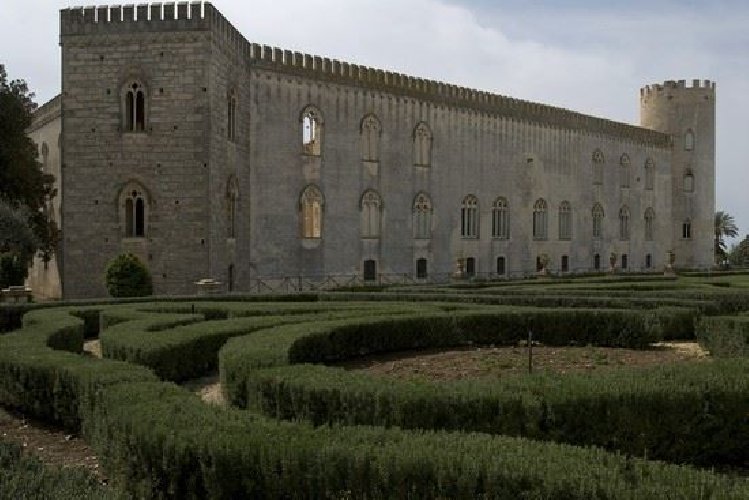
[697,315,749,357]
[221,309,749,466]
[1,303,747,497]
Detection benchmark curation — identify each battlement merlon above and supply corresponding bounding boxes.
[640,79,716,99]
[27,95,62,133]
[60,2,672,148]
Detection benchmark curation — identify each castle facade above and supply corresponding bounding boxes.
[29,3,715,298]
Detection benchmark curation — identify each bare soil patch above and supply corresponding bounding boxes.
[337,342,709,381]
[0,407,103,479]
[181,373,226,406]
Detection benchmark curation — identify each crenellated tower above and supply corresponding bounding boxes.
[640,79,716,269]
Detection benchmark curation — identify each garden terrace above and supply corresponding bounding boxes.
[0,278,748,497]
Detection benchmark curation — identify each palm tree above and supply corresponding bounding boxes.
[715,211,739,264]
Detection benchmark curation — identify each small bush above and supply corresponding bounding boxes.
[105,254,152,298]
[697,316,749,357]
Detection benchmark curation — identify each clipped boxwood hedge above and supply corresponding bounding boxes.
[697,315,749,357]
[0,303,747,497]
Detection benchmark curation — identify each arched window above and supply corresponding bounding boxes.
[496,256,506,276]
[361,190,382,238]
[461,195,479,238]
[413,122,432,167]
[620,154,630,188]
[644,207,655,241]
[226,176,239,238]
[682,219,692,239]
[594,253,601,270]
[532,198,548,240]
[413,192,432,239]
[592,149,604,185]
[592,203,604,239]
[644,158,655,190]
[301,106,322,156]
[124,81,146,132]
[685,129,695,151]
[684,169,695,193]
[361,114,381,162]
[619,205,630,240]
[300,185,323,238]
[492,197,509,239]
[122,185,148,238]
[558,201,572,240]
[227,89,237,141]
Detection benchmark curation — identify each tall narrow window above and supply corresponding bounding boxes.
[644,207,655,241]
[532,198,548,240]
[413,122,432,167]
[645,253,652,269]
[361,114,381,161]
[592,149,604,185]
[465,257,476,277]
[124,82,146,132]
[592,203,604,239]
[644,158,655,190]
[226,176,239,238]
[227,264,234,292]
[620,154,630,188]
[619,205,630,240]
[361,190,382,238]
[461,195,479,238]
[227,90,237,141]
[496,256,506,276]
[594,253,601,270]
[684,169,695,193]
[682,220,692,239]
[301,106,322,156]
[558,201,572,240]
[621,254,628,270]
[685,129,695,151]
[413,192,432,239]
[492,197,509,239]
[561,255,569,273]
[363,260,377,281]
[300,185,323,238]
[416,258,428,279]
[123,188,147,237]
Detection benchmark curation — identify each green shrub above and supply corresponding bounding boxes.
[697,316,749,357]
[0,253,27,288]
[105,254,153,298]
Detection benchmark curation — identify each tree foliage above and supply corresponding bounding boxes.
[727,236,749,267]
[714,211,739,263]
[0,201,38,287]
[0,64,57,258]
[105,253,153,298]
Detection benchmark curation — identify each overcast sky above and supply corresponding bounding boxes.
[3,0,747,243]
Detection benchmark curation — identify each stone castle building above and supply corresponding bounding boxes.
[28,2,715,299]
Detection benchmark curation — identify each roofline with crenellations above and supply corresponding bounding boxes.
[60,2,672,147]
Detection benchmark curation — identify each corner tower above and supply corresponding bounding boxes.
[640,79,716,269]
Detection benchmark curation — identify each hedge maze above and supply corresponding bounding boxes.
[1,275,749,498]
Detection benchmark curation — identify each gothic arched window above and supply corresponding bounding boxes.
[492,197,509,239]
[124,81,146,132]
[413,192,432,239]
[619,205,630,241]
[620,154,630,188]
[461,195,479,238]
[226,176,239,238]
[592,149,604,185]
[361,190,382,238]
[533,198,548,240]
[300,185,323,238]
[413,122,432,167]
[558,201,572,240]
[227,89,237,141]
[644,158,655,190]
[301,106,323,156]
[592,203,604,239]
[644,207,655,241]
[121,183,148,238]
[361,114,381,161]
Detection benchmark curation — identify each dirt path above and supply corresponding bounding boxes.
[0,407,103,479]
[182,373,226,406]
[83,339,101,358]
